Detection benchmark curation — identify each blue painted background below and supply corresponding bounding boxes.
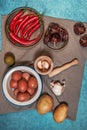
[0,0,87,129]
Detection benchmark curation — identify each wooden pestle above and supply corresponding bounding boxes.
[48,58,78,77]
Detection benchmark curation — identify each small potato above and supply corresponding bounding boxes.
[10,79,18,89]
[12,71,22,81]
[17,92,31,102]
[18,79,28,93]
[22,72,30,81]
[28,77,38,89]
[36,94,54,114]
[14,88,19,96]
[27,87,35,95]
[53,102,68,123]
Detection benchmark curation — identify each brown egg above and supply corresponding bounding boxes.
[28,77,38,89]
[17,92,31,102]
[18,79,28,92]
[12,71,22,81]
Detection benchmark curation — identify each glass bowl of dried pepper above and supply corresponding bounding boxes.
[5,7,44,48]
[43,22,69,51]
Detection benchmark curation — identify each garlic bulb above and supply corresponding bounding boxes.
[50,80,65,96]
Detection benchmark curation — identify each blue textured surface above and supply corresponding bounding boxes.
[0,15,2,50]
[0,0,87,129]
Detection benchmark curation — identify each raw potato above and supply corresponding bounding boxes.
[53,102,68,123]
[36,94,54,114]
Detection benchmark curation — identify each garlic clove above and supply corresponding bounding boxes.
[42,60,50,69]
[37,60,43,69]
[51,84,63,96]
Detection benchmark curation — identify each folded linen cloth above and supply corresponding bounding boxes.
[0,15,86,121]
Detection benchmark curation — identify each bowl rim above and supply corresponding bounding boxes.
[2,66,42,106]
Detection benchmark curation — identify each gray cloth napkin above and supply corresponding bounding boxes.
[0,15,86,120]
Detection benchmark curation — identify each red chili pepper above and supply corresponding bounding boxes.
[15,14,34,36]
[20,16,39,37]
[12,17,23,33]
[10,10,24,31]
[13,15,29,33]
[21,19,39,38]
[9,31,41,45]
[27,23,40,40]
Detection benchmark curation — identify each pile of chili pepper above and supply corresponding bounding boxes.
[7,9,43,46]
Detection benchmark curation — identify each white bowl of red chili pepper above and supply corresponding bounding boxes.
[2,66,42,106]
[5,7,44,48]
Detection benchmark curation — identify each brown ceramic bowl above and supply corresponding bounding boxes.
[34,56,54,75]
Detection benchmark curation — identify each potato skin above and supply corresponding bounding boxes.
[53,103,68,123]
[36,94,54,114]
